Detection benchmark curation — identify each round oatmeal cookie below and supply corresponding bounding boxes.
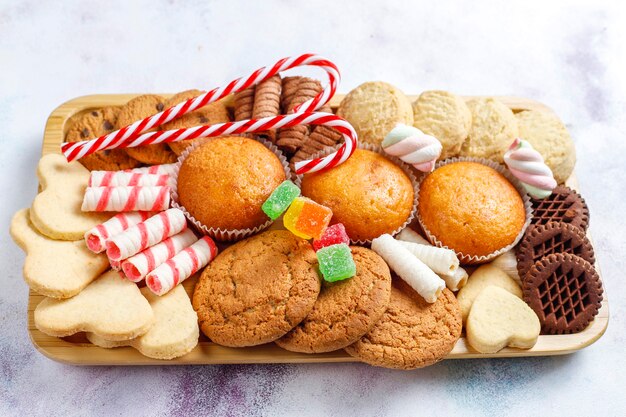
[192,230,321,347]
[276,247,392,353]
[462,98,519,162]
[515,110,576,184]
[345,279,462,370]
[117,95,177,164]
[337,81,413,146]
[412,90,472,159]
[65,107,141,171]
[161,90,231,156]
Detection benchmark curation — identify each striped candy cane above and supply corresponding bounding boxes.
[62,54,340,162]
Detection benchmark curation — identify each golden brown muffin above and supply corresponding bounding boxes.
[301,149,414,242]
[177,136,286,231]
[418,162,525,259]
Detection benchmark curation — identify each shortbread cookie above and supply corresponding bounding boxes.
[276,247,392,353]
[491,250,522,285]
[193,230,320,347]
[30,154,111,240]
[162,90,230,155]
[34,270,154,340]
[65,107,141,171]
[523,253,602,334]
[462,98,519,162]
[86,286,198,360]
[345,280,461,370]
[412,90,472,159]
[118,95,177,164]
[466,285,540,353]
[516,110,576,184]
[457,264,522,322]
[10,209,109,299]
[337,81,413,146]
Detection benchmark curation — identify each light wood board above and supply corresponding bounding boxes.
[26,94,608,365]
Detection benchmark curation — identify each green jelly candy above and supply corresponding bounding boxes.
[317,243,356,282]
[262,180,301,220]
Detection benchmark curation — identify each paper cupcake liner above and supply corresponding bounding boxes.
[170,136,293,242]
[302,142,419,245]
[416,156,533,265]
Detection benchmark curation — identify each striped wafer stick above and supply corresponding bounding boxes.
[121,229,198,282]
[82,186,170,212]
[109,258,121,271]
[128,163,177,176]
[146,236,218,296]
[89,171,169,187]
[62,54,340,162]
[106,208,187,261]
[84,211,153,253]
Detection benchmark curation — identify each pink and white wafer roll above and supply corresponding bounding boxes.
[121,229,198,282]
[82,186,170,212]
[382,124,442,172]
[146,236,218,296]
[84,211,153,253]
[89,171,169,187]
[109,258,121,271]
[504,138,557,199]
[128,163,177,177]
[106,208,187,261]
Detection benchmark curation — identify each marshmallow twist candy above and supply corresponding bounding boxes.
[106,208,187,261]
[371,234,445,303]
[382,124,442,172]
[146,236,218,296]
[82,186,170,212]
[84,211,153,253]
[121,229,198,282]
[504,138,557,199]
[89,171,169,187]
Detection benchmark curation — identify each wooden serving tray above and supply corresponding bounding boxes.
[27,94,609,365]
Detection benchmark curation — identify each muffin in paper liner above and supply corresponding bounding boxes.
[416,156,533,265]
[299,142,419,245]
[170,137,294,242]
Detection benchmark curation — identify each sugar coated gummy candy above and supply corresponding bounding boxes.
[262,180,301,220]
[312,223,350,251]
[317,243,356,282]
[283,197,333,240]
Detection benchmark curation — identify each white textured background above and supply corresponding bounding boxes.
[1,1,625,416]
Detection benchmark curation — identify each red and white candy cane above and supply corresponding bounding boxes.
[146,236,218,296]
[61,53,340,162]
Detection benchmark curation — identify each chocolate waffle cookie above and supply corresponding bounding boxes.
[523,253,602,334]
[530,186,589,232]
[517,222,595,278]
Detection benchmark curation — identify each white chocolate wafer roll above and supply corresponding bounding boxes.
[398,241,459,275]
[371,234,445,303]
[146,236,218,296]
[106,208,187,261]
[82,186,170,212]
[397,227,467,291]
[89,171,169,187]
[121,229,198,282]
[84,212,153,253]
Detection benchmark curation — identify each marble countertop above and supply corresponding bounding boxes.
[1,1,625,416]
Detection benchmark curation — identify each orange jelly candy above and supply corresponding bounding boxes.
[283,197,332,240]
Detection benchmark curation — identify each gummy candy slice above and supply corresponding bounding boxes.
[312,223,350,251]
[262,180,301,220]
[283,197,310,239]
[316,243,356,282]
[295,199,332,240]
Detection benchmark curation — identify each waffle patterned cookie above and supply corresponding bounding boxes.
[530,186,589,232]
[523,253,602,334]
[517,222,595,278]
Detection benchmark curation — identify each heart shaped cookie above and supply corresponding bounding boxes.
[457,264,522,322]
[466,285,540,353]
[86,286,199,360]
[30,153,111,240]
[34,270,154,341]
[10,208,109,298]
